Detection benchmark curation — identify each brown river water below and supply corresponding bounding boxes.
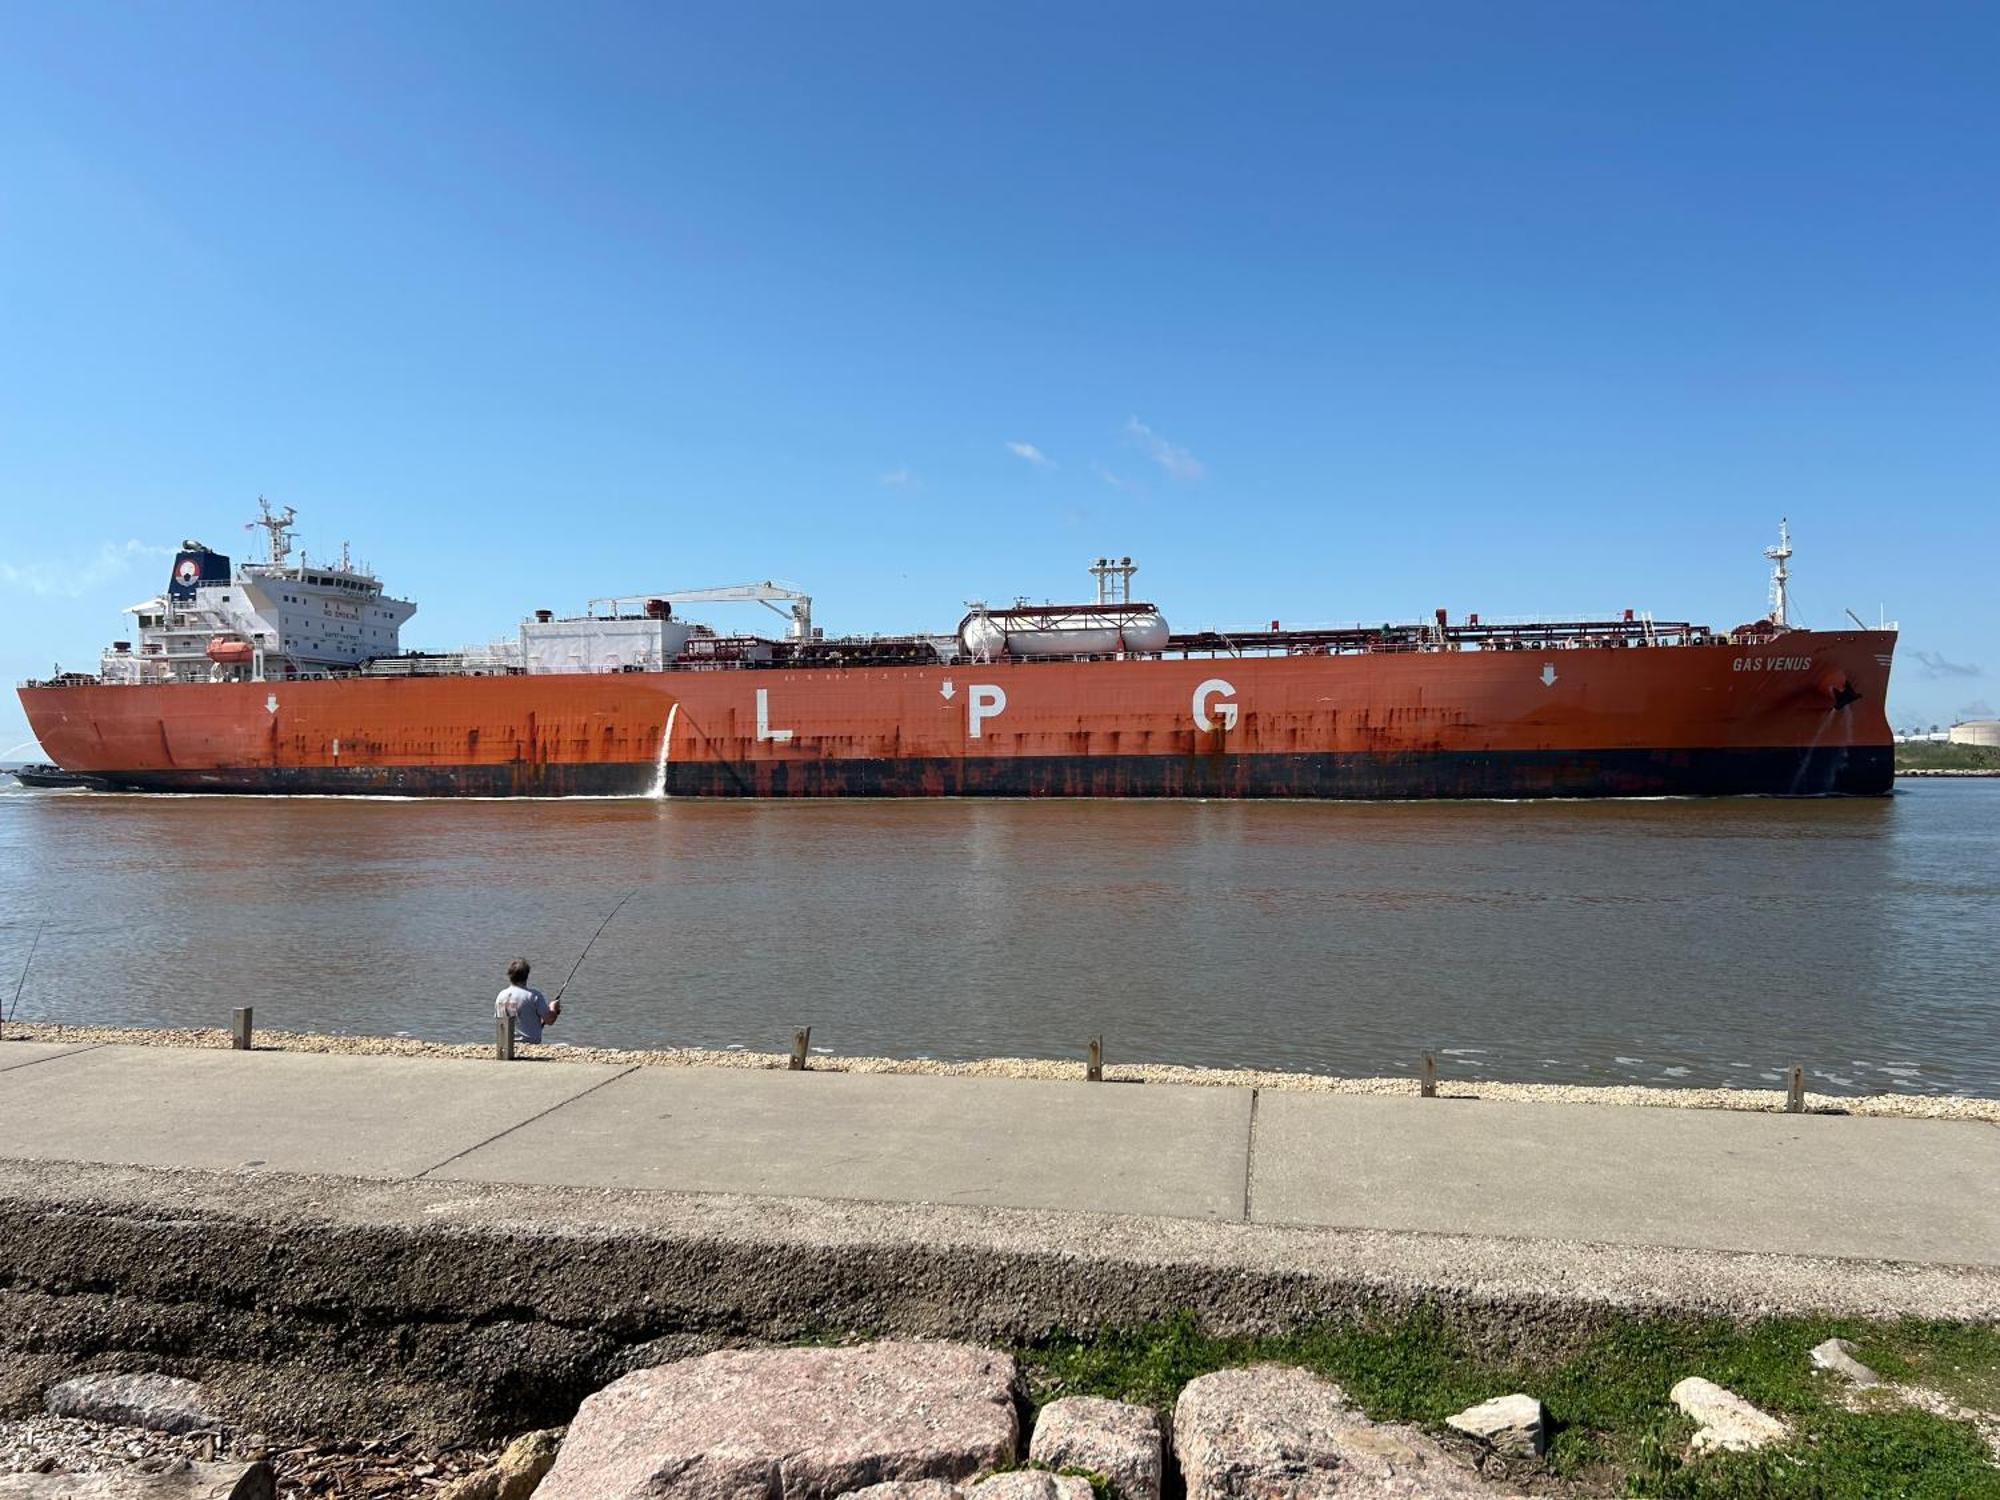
[2,779,1996,1097]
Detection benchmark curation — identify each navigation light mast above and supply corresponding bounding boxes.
[1764,519,1793,627]
[254,496,298,567]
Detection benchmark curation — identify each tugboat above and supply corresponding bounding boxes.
[9,763,109,790]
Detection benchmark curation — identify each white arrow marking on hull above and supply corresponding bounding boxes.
[265,694,279,714]
[1539,664,1558,687]
[940,679,956,701]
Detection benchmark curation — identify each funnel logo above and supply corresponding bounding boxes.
[168,553,207,600]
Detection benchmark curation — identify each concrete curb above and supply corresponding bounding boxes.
[2,1159,1995,1445]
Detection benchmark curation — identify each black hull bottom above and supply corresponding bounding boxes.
[77,746,1894,799]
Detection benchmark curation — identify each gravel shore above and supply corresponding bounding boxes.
[8,1021,1996,1122]
[0,1413,492,1495]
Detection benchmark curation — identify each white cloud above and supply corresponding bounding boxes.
[879,467,919,488]
[1091,462,1138,492]
[0,539,174,598]
[1124,417,1204,481]
[1005,441,1054,468]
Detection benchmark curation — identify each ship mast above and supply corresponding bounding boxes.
[253,496,298,568]
[1764,518,1793,627]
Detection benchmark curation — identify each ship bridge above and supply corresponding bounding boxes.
[100,499,416,685]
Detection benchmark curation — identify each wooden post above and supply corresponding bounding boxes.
[1786,1065,1805,1113]
[790,1027,811,1071]
[231,1007,253,1051]
[495,1016,515,1062]
[1420,1053,1437,1098]
[1087,1036,1103,1082]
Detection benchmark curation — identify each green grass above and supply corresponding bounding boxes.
[1016,1310,2000,1499]
[1895,740,2000,772]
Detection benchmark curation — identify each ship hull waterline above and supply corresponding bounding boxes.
[17,630,1898,801]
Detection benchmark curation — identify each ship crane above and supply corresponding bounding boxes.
[589,582,813,640]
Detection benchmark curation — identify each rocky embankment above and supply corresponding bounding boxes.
[8,1337,1942,1499]
[8,1022,1992,1121]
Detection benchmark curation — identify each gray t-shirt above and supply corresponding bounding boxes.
[495,984,554,1042]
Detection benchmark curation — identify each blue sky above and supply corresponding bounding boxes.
[4,0,1996,753]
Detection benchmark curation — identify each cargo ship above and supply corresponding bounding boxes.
[17,503,1894,799]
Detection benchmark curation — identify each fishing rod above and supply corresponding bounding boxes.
[552,887,642,1005]
[5,922,44,1032]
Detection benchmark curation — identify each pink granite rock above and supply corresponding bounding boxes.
[967,1475,1092,1500]
[44,1373,220,1435]
[1173,1365,1516,1498]
[1029,1397,1165,1500]
[533,1343,1019,1500]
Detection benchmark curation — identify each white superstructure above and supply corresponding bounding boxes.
[99,499,415,685]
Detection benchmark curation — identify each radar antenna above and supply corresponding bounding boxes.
[1764,519,1793,627]
[253,496,298,567]
[1089,555,1137,606]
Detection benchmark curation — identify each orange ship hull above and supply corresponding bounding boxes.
[18,630,1896,798]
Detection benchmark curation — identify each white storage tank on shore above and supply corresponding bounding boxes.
[1948,719,2000,748]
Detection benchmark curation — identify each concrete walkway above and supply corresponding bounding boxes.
[3,1041,1996,1267]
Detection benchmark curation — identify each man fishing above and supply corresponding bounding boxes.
[496,888,640,1047]
[495,958,559,1043]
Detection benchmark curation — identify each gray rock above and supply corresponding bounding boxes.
[1174,1365,1514,1498]
[1669,1378,1788,1455]
[840,1485,965,1500]
[1445,1393,1545,1458]
[44,1374,220,1436]
[1809,1338,1881,1387]
[1029,1397,1165,1500]
[534,1342,1019,1500]
[967,1476,1092,1500]
[0,1460,272,1499]
[438,1428,562,1500]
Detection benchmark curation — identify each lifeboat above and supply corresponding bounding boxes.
[205,637,255,665]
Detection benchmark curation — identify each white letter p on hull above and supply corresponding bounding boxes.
[968,684,1007,739]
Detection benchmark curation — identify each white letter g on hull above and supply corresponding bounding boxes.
[1193,678,1238,733]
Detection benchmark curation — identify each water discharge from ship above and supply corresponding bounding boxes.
[1788,707,1847,797]
[649,704,678,799]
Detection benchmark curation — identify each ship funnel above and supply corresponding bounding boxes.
[168,545,231,601]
